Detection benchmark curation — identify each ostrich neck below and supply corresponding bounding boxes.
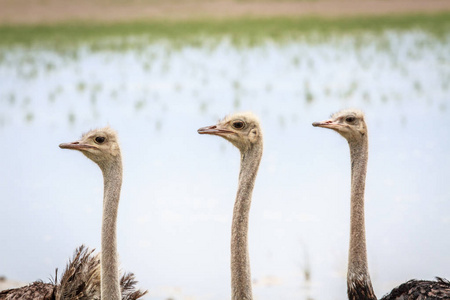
[100,157,123,300]
[347,137,376,300]
[231,143,262,300]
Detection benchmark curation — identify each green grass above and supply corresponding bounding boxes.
[1,13,450,49]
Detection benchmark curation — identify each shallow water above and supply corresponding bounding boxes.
[0,31,450,300]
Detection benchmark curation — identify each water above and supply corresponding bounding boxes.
[0,30,449,300]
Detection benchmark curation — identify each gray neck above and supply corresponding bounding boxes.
[100,156,123,300]
[231,142,263,300]
[347,137,376,300]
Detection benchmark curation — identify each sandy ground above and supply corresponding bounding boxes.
[1,0,450,25]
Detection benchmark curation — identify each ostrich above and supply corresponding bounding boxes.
[59,127,147,300]
[0,127,146,300]
[198,112,263,300]
[313,109,450,300]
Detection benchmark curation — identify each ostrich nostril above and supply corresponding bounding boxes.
[197,125,217,133]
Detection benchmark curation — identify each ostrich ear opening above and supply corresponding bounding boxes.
[248,128,259,144]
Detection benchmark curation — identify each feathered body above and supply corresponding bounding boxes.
[381,278,450,300]
[0,282,55,300]
[0,246,146,300]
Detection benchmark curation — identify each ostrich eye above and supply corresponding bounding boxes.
[346,116,356,123]
[232,121,245,130]
[95,136,105,144]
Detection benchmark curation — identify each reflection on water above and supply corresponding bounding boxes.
[0,30,450,300]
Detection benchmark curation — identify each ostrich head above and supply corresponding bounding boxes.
[198,112,263,153]
[312,109,367,142]
[59,127,121,167]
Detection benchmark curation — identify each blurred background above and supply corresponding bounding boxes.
[1,0,450,299]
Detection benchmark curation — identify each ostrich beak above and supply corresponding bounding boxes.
[59,141,97,151]
[198,125,234,136]
[312,119,339,129]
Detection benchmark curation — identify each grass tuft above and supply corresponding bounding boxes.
[0,13,449,49]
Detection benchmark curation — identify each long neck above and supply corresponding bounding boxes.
[347,137,376,300]
[231,142,262,300]
[100,156,123,300]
